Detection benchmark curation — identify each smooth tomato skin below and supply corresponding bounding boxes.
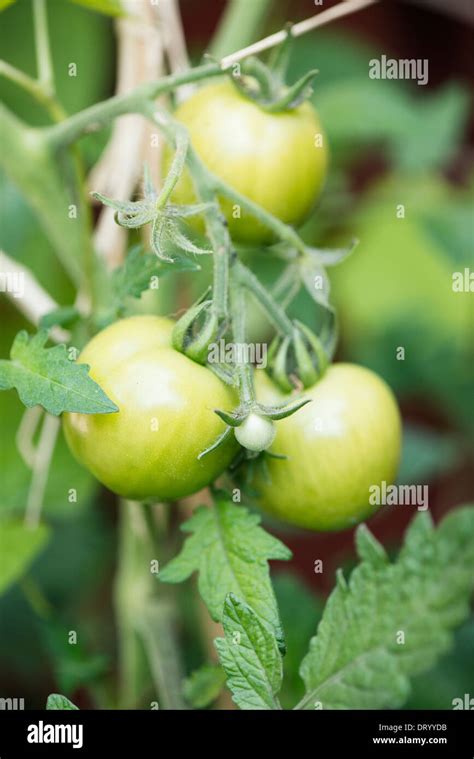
[63,316,238,501]
[252,364,402,531]
[166,81,328,244]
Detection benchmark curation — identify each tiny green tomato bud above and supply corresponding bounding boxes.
[235,413,276,452]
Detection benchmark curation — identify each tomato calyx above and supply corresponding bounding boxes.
[198,394,310,458]
[227,57,319,113]
[268,320,330,393]
[172,294,223,366]
[92,166,214,263]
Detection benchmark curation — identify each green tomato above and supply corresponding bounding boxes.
[252,364,402,531]
[166,81,328,244]
[63,316,238,501]
[235,412,275,452]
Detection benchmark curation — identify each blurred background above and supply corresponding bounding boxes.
[0,0,473,710]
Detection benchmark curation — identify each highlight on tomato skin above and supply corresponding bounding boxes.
[251,364,402,532]
[63,316,239,502]
[165,80,328,244]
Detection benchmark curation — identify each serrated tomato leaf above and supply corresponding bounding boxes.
[160,493,291,652]
[0,331,118,415]
[215,594,283,710]
[46,693,79,710]
[296,506,474,710]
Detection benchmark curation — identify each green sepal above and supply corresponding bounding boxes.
[263,69,319,112]
[197,426,233,460]
[294,320,329,376]
[293,327,320,388]
[214,408,246,427]
[172,293,219,365]
[271,336,293,392]
[258,397,311,421]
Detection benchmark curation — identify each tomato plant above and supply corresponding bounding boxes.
[0,0,472,726]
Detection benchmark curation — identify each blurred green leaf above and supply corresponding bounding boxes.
[0,520,50,596]
[183,664,226,708]
[298,507,474,709]
[392,85,469,172]
[398,425,459,485]
[405,617,474,709]
[42,618,109,694]
[46,693,79,710]
[0,0,114,126]
[420,200,474,268]
[1,107,88,286]
[317,79,469,172]
[288,30,375,90]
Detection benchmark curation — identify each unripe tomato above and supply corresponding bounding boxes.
[166,81,328,243]
[252,364,401,531]
[63,316,238,501]
[235,412,276,452]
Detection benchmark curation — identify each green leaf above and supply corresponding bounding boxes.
[111,245,200,311]
[392,84,469,172]
[0,330,118,415]
[0,520,50,596]
[1,106,86,287]
[215,594,283,710]
[160,493,291,652]
[41,618,109,694]
[297,506,474,709]
[397,424,459,486]
[317,79,469,172]
[46,693,79,710]
[0,0,16,11]
[68,0,123,17]
[183,664,226,708]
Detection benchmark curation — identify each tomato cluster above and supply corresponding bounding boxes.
[64,83,401,531]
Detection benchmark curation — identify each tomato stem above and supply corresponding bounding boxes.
[233,260,294,337]
[230,285,255,406]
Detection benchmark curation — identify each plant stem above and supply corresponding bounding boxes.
[138,602,187,710]
[24,413,60,529]
[42,0,377,149]
[33,0,54,89]
[186,153,230,320]
[0,59,66,122]
[230,283,255,405]
[214,179,307,254]
[234,259,293,336]
[114,500,186,709]
[44,63,222,149]
[156,130,189,209]
[142,102,231,321]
